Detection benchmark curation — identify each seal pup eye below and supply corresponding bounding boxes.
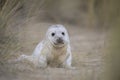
[62,32,65,36]
[51,32,55,36]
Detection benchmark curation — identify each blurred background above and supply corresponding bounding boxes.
[0,0,120,80]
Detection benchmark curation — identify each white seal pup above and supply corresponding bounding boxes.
[18,24,74,69]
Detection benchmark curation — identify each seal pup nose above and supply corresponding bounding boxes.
[56,37,63,43]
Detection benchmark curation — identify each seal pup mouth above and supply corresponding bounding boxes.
[53,41,65,48]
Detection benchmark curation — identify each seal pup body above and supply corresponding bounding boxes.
[18,24,73,69]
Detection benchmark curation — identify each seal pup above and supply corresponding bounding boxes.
[18,24,74,69]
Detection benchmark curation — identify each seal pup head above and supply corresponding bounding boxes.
[46,24,70,48]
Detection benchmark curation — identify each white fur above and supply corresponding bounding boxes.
[18,24,74,69]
